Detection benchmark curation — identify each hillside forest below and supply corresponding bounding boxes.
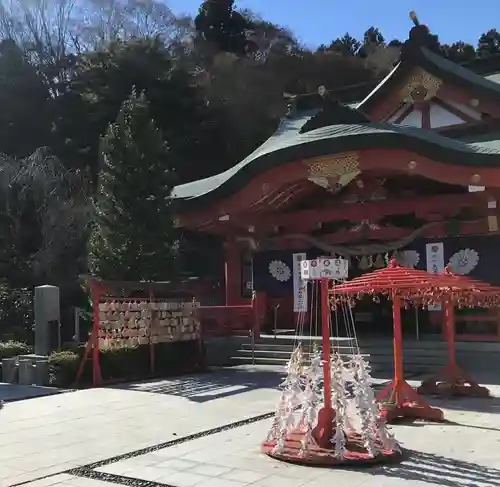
[1,0,499,340]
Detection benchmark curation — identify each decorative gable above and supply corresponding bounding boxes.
[387,97,482,129]
[429,100,480,128]
[387,105,422,127]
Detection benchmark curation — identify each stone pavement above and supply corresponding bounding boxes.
[1,366,500,487]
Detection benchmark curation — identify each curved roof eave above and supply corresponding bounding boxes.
[172,121,500,211]
[171,109,319,201]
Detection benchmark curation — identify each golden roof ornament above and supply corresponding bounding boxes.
[409,10,419,26]
[406,10,440,53]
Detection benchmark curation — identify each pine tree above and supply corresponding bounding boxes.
[90,89,177,281]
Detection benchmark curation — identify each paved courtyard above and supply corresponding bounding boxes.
[1,366,500,487]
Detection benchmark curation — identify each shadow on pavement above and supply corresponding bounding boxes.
[113,364,500,418]
[0,382,65,402]
[430,394,500,415]
[360,449,500,487]
[114,366,284,403]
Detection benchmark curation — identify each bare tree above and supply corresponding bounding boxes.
[0,148,89,282]
[240,9,299,64]
[0,0,78,64]
[72,0,190,50]
[0,0,192,60]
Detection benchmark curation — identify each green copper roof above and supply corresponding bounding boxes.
[173,31,500,211]
[359,48,500,111]
[172,109,318,201]
[420,48,500,95]
[172,109,500,210]
[459,131,500,144]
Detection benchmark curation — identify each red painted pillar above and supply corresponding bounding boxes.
[320,279,332,410]
[392,292,404,403]
[224,240,243,306]
[444,300,456,368]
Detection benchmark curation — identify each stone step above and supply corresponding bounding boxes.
[205,335,500,371]
[242,345,447,359]
[245,339,447,349]
[234,349,372,360]
[240,343,355,353]
[228,355,432,373]
[230,356,297,366]
[230,356,386,367]
[240,342,448,358]
[238,335,500,353]
[234,349,445,365]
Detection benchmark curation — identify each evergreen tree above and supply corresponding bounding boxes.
[327,34,361,56]
[90,89,177,281]
[477,29,500,57]
[363,27,385,47]
[195,0,249,56]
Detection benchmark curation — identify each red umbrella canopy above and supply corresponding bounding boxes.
[442,265,500,294]
[330,259,500,308]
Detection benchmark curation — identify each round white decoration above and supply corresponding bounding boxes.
[269,260,291,282]
[448,248,479,275]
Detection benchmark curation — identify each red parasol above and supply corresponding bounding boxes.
[417,266,500,398]
[329,260,499,307]
[442,265,500,293]
[330,259,486,422]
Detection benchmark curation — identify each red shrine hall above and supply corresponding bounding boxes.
[172,16,500,342]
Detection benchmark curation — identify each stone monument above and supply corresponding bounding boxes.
[34,285,60,356]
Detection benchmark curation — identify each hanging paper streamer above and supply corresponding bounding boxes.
[262,259,401,466]
[426,242,444,311]
[293,253,308,312]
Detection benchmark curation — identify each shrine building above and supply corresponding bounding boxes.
[172,16,500,342]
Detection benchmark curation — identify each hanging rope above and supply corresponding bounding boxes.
[284,222,439,256]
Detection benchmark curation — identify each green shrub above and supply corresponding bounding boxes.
[48,350,80,387]
[100,344,148,380]
[0,340,32,359]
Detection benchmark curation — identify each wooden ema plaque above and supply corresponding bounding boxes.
[98,299,200,349]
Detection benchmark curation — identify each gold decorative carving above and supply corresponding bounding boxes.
[400,68,442,103]
[304,152,360,178]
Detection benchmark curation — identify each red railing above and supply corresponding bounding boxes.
[198,292,266,338]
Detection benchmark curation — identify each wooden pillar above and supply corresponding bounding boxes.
[224,240,243,306]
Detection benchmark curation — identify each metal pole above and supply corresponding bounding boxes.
[251,328,255,366]
[74,307,80,343]
[57,321,61,352]
[273,304,280,339]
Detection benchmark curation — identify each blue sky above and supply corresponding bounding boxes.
[167,0,497,48]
